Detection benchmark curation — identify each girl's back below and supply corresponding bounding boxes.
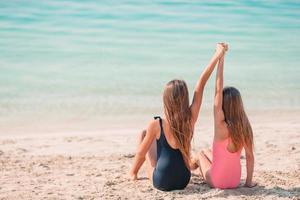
[210,137,242,188]
[153,117,190,191]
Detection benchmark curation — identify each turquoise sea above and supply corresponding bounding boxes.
[0,0,300,132]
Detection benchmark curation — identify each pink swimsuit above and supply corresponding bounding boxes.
[209,138,242,189]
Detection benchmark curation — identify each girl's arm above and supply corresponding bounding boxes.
[214,43,229,141]
[214,55,225,125]
[129,120,157,180]
[245,146,256,187]
[190,44,225,125]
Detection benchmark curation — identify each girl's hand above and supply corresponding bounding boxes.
[128,172,138,181]
[244,181,257,188]
[215,43,227,58]
[221,43,229,51]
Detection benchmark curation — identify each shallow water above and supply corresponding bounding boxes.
[0,0,299,131]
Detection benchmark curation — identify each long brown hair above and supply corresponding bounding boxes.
[222,87,253,152]
[163,79,193,167]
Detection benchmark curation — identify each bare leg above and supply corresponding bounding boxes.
[197,151,213,187]
[137,129,157,181]
[203,149,213,163]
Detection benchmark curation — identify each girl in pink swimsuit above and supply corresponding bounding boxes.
[192,43,256,189]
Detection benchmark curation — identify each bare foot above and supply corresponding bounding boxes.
[244,181,257,188]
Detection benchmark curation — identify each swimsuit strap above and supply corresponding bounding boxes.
[154,116,167,142]
[154,116,163,133]
[154,116,163,129]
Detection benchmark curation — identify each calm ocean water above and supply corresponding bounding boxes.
[0,0,300,131]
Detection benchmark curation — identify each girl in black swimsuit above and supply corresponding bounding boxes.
[152,116,190,191]
[129,43,228,191]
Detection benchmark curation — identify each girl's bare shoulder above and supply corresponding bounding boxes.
[147,119,161,137]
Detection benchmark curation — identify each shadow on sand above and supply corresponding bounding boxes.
[175,175,300,199]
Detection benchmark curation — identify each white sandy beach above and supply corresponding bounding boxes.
[0,110,299,199]
[1,0,300,199]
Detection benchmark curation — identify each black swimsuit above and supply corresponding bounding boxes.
[152,116,191,191]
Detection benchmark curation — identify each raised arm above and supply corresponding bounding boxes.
[214,55,225,124]
[190,44,226,125]
[214,43,229,124]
